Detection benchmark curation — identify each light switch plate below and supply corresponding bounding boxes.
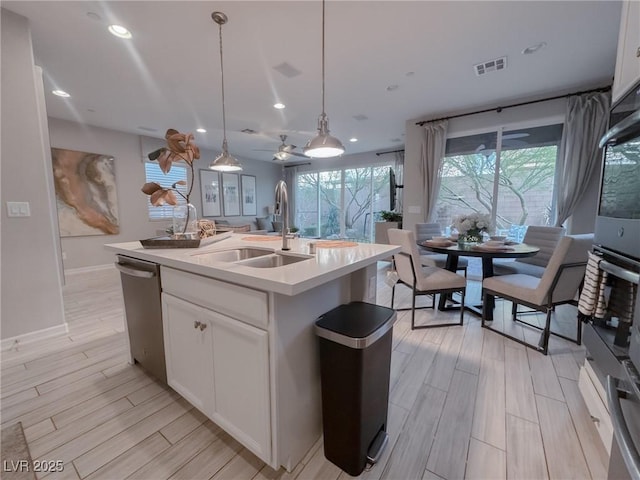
[6,201,31,217]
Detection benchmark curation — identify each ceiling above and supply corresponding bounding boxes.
[2,1,622,163]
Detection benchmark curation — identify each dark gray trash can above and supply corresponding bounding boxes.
[315,301,396,476]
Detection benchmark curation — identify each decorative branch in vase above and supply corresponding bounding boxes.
[141,129,200,238]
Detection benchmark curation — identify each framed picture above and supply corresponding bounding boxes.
[221,172,240,216]
[241,175,257,216]
[199,170,221,217]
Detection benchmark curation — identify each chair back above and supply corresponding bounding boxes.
[518,226,565,267]
[535,233,593,305]
[415,223,442,243]
[388,229,422,286]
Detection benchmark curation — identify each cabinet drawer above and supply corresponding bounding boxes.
[578,366,613,453]
[161,267,268,329]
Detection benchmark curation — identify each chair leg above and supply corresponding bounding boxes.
[391,284,395,309]
[511,302,518,321]
[576,314,582,346]
[458,290,465,326]
[537,308,552,355]
[411,286,417,330]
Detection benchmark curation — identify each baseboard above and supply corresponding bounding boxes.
[64,263,114,275]
[1,323,69,352]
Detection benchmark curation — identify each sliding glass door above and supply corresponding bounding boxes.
[295,163,393,242]
[436,124,563,238]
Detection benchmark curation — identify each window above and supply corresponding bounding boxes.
[436,124,563,237]
[144,162,188,220]
[295,163,394,241]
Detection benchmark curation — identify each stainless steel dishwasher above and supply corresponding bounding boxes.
[115,255,167,384]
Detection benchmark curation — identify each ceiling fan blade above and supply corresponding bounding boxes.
[290,151,309,158]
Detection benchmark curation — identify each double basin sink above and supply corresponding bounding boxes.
[194,247,313,269]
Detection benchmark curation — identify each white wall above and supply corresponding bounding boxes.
[48,121,283,269]
[403,97,601,234]
[1,9,65,340]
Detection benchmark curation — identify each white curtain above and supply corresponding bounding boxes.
[284,165,297,227]
[554,92,610,227]
[394,150,405,213]
[419,120,448,222]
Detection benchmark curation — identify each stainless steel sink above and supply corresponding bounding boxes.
[192,247,273,262]
[235,253,313,268]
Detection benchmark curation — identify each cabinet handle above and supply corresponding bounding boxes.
[199,322,207,331]
[194,321,201,329]
[636,46,640,58]
[590,415,600,426]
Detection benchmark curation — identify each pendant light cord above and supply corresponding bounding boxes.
[321,0,325,116]
[218,22,227,144]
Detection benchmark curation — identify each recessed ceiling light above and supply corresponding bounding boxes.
[52,89,70,97]
[196,128,207,133]
[108,24,132,39]
[273,103,286,109]
[86,12,102,21]
[349,138,358,143]
[522,42,547,55]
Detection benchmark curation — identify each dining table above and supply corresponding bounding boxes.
[420,240,540,320]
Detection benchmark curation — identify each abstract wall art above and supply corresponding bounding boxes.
[51,148,120,236]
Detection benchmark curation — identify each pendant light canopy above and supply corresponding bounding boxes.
[209,11,242,172]
[303,0,344,159]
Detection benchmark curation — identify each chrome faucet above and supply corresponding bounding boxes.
[275,180,290,251]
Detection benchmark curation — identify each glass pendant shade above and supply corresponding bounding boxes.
[304,113,345,158]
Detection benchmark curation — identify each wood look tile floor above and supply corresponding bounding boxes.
[1,264,609,480]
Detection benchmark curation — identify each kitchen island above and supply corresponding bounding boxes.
[105,235,399,472]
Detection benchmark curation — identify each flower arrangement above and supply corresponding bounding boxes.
[452,212,491,242]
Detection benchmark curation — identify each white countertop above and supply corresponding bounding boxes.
[105,234,399,296]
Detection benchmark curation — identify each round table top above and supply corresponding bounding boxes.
[420,241,540,259]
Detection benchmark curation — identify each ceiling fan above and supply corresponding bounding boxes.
[255,135,309,161]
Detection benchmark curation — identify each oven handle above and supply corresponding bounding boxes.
[606,375,640,480]
[600,260,640,285]
[600,109,640,148]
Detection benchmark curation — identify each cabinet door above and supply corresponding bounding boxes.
[613,0,640,102]
[162,293,214,416]
[208,310,271,461]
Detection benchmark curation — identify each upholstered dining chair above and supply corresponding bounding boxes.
[493,225,565,278]
[388,229,467,329]
[481,233,593,354]
[415,223,468,276]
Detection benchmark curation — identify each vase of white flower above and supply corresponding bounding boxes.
[452,212,491,246]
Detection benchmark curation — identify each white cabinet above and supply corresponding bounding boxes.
[578,359,613,453]
[161,267,272,464]
[162,294,215,416]
[612,0,640,103]
[210,312,271,460]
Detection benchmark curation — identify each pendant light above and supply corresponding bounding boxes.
[209,11,242,172]
[303,0,345,159]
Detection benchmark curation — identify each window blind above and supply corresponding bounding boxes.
[144,163,188,220]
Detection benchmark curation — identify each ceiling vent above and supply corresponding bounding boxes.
[474,56,507,76]
[241,128,258,135]
[273,62,302,78]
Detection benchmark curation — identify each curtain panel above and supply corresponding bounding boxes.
[554,92,610,227]
[284,165,297,227]
[419,120,448,222]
